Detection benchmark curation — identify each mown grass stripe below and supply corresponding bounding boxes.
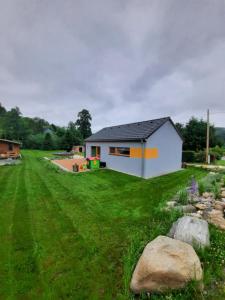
[28,156,123,298]
[10,160,41,299]
[0,165,24,299]
[24,154,96,299]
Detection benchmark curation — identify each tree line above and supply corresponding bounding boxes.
[0,103,92,150]
[0,103,224,152]
[175,117,224,151]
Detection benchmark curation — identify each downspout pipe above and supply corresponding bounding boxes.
[141,139,145,178]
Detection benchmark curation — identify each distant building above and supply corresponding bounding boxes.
[71,145,84,153]
[85,117,183,178]
[0,139,21,159]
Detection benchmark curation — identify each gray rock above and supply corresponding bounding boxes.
[166,201,177,208]
[175,205,197,213]
[168,216,210,248]
[188,212,202,219]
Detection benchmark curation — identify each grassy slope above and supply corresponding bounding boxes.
[0,150,224,299]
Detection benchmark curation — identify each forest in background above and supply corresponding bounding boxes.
[0,102,224,151]
[0,103,92,150]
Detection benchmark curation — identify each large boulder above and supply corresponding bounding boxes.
[130,236,203,294]
[168,216,210,248]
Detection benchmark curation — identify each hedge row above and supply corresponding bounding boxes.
[182,147,224,163]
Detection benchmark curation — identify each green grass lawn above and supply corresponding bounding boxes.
[0,150,224,299]
[216,160,225,166]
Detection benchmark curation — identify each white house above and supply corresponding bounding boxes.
[85,117,183,178]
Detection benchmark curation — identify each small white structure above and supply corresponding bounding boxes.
[85,117,183,178]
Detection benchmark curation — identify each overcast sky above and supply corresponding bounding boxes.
[1,0,225,131]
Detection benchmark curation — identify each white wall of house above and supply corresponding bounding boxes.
[143,120,183,178]
[85,141,143,177]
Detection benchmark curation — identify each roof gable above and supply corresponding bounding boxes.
[0,139,21,145]
[85,117,182,142]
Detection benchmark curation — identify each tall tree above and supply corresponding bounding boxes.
[4,107,22,140]
[42,132,54,150]
[0,103,6,116]
[180,117,220,151]
[75,109,92,140]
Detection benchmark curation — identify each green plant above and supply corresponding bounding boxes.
[195,150,205,163]
[177,188,189,205]
[210,146,224,160]
[213,183,221,199]
[214,173,223,182]
[198,181,205,195]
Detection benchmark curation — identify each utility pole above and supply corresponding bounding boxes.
[206,109,210,164]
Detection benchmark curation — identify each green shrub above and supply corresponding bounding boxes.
[182,151,196,163]
[198,172,223,198]
[214,173,223,182]
[195,151,205,163]
[210,146,224,160]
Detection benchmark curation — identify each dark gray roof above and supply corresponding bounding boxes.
[85,117,181,142]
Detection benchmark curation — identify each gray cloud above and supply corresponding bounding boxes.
[0,0,225,131]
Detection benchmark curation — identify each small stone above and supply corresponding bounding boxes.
[213,200,225,211]
[221,191,225,198]
[175,205,197,213]
[190,195,201,203]
[166,201,177,208]
[188,213,202,219]
[202,192,210,199]
[204,209,225,230]
[195,203,207,210]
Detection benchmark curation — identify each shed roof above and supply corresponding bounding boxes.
[0,139,21,145]
[85,117,182,142]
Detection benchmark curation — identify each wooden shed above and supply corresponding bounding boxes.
[0,139,21,159]
[71,145,84,153]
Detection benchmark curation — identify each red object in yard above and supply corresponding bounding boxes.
[87,156,97,160]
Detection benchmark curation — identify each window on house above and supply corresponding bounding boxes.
[109,147,116,154]
[91,146,101,157]
[109,147,130,157]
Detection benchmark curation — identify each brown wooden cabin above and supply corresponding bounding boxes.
[0,139,21,159]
